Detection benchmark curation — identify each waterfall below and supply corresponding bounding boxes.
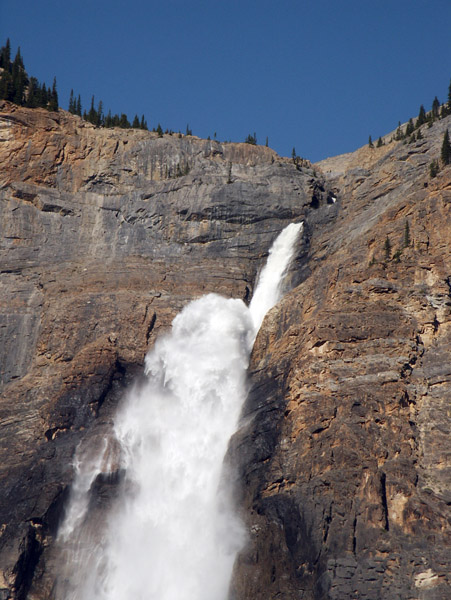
[56,221,303,600]
[249,222,303,332]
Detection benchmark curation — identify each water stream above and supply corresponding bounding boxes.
[56,222,303,600]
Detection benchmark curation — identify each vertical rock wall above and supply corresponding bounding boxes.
[230,116,451,599]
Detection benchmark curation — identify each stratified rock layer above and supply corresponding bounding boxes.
[230,118,451,599]
[1,100,450,600]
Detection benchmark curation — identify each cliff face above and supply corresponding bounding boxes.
[230,120,451,599]
[0,100,450,599]
[0,101,327,599]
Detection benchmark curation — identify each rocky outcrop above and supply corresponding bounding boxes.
[0,100,450,599]
[0,101,326,599]
[230,118,451,599]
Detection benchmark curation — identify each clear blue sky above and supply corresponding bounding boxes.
[1,0,450,161]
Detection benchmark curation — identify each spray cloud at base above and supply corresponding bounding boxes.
[55,221,303,600]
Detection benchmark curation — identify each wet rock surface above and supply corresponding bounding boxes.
[1,101,450,599]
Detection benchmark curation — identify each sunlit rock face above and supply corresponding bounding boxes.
[1,99,450,600]
[230,116,451,599]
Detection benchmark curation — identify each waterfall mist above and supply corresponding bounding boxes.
[56,222,303,600]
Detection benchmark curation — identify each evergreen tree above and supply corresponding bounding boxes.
[140,115,148,130]
[48,77,58,111]
[394,121,403,141]
[245,132,257,145]
[156,123,163,136]
[432,96,440,119]
[416,104,426,127]
[448,78,451,112]
[88,95,96,124]
[26,77,39,108]
[291,147,297,162]
[96,100,104,126]
[132,114,140,128]
[76,95,82,116]
[11,47,28,105]
[403,220,411,248]
[429,160,440,178]
[119,113,130,128]
[368,135,373,148]
[0,70,13,101]
[68,89,75,113]
[441,129,451,165]
[104,109,113,128]
[377,137,383,147]
[384,236,391,260]
[405,118,414,137]
[186,123,192,136]
[11,46,24,72]
[265,136,268,147]
[0,38,11,70]
[40,83,48,108]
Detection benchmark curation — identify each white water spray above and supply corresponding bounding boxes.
[249,222,303,331]
[56,222,303,600]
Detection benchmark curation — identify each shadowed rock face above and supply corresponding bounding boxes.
[0,100,450,599]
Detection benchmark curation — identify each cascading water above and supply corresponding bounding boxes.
[56,221,303,600]
[249,222,304,332]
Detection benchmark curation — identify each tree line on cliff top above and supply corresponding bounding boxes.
[0,39,149,132]
[0,40,58,111]
[368,81,451,148]
[364,77,451,176]
[1,38,450,155]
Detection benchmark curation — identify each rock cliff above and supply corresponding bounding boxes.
[230,120,451,599]
[0,100,450,599]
